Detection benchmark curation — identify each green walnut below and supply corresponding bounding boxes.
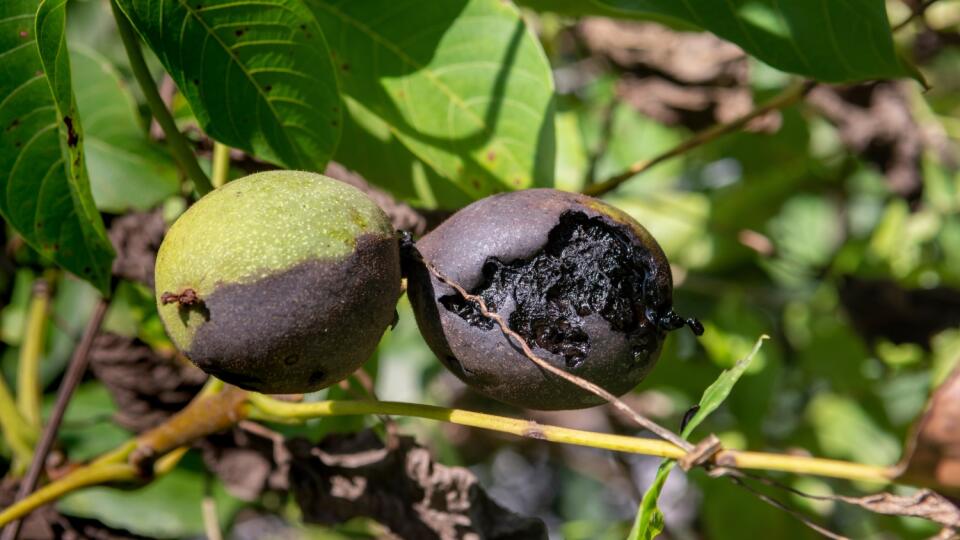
[155,170,401,394]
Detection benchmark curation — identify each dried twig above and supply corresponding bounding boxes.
[585,80,814,197]
[728,476,849,540]
[422,260,693,451]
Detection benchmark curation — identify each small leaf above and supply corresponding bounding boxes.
[71,46,179,213]
[628,460,672,540]
[58,453,242,538]
[114,0,342,170]
[683,334,769,438]
[628,335,768,540]
[520,0,909,83]
[310,0,556,199]
[0,0,115,294]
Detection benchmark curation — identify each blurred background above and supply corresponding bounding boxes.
[2,0,960,538]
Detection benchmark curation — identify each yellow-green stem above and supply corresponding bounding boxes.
[0,463,138,526]
[211,142,231,189]
[111,0,213,197]
[0,445,188,528]
[16,279,50,434]
[248,395,896,484]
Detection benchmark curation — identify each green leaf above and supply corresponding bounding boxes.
[520,0,908,83]
[628,335,768,540]
[114,0,342,170]
[0,0,115,294]
[59,453,243,538]
[310,0,556,199]
[334,95,474,209]
[628,460,671,540]
[682,334,769,437]
[44,382,131,461]
[71,45,179,213]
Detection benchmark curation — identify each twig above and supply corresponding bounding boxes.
[350,368,400,449]
[584,81,814,197]
[728,476,849,540]
[0,463,139,527]
[1,299,108,540]
[111,0,213,197]
[202,473,223,540]
[0,391,898,528]
[247,395,894,483]
[421,260,693,451]
[132,384,247,469]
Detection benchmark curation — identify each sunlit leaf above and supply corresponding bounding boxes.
[311,0,556,199]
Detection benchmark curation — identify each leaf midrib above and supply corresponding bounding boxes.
[172,0,308,164]
[315,1,528,177]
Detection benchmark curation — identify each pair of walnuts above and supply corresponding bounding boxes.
[155,171,693,410]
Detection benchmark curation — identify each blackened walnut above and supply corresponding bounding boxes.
[406,189,693,410]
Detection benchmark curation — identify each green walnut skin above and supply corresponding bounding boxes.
[155,170,401,394]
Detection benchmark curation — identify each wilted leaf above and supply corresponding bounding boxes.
[839,277,960,349]
[289,429,547,540]
[807,83,925,198]
[833,490,960,529]
[114,0,342,170]
[579,19,780,133]
[107,209,167,288]
[88,333,206,432]
[898,364,960,495]
[521,0,910,83]
[0,0,115,293]
[310,0,556,199]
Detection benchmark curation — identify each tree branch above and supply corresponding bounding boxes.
[584,81,814,197]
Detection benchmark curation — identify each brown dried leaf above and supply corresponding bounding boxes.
[578,18,780,133]
[288,430,547,540]
[200,422,290,502]
[839,276,960,349]
[107,210,167,288]
[834,490,960,529]
[807,83,926,198]
[89,333,207,432]
[898,364,960,495]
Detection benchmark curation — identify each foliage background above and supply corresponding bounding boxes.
[0,0,959,538]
